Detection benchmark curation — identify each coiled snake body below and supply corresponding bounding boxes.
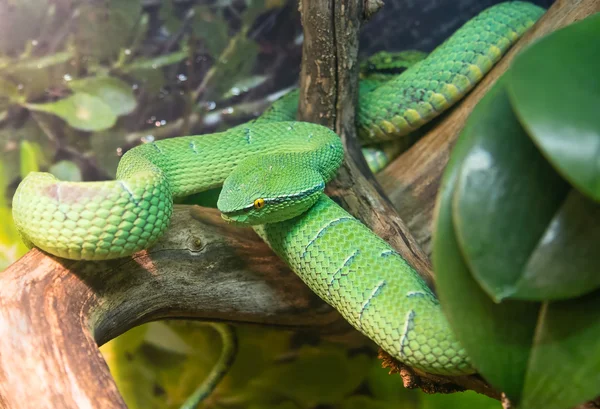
[12,2,544,375]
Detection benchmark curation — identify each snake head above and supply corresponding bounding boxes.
[218,154,325,225]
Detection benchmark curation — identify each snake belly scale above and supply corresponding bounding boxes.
[12,2,544,375]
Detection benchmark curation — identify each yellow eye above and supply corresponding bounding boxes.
[253,198,265,209]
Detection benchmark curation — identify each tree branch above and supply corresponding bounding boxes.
[0,0,597,407]
[0,207,355,409]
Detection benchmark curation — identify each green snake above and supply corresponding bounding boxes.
[12,2,544,376]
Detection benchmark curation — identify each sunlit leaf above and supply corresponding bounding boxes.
[0,207,29,272]
[222,75,269,99]
[521,292,600,409]
[0,161,7,208]
[433,80,539,402]
[26,93,117,131]
[5,51,72,72]
[507,13,600,201]
[121,49,188,72]
[68,76,137,117]
[453,85,569,302]
[19,140,41,178]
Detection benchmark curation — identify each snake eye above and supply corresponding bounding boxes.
[253,198,265,209]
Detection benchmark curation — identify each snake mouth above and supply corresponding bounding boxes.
[220,212,252,226]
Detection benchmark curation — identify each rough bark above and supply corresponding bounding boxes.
[0,0,598,408]
[298,0,435,286]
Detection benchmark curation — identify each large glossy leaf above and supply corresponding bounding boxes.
[26,93,117,132]
[512,190,600,300]
[433,80,540,401]
[521,291,600,409]
[68,76,137,117]
[507,13,600,201]
[453,85,569,302]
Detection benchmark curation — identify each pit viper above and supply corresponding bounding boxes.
[12,2,544,376]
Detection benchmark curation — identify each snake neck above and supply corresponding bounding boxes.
[254,194,473,375]
[116,121,342,199]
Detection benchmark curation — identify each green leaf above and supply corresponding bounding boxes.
[68,76,137,117]
[0,161,7,208]
[341,396,390,409]
[74,2,140,62]
[19,140,41,178]
[100,325,164,409]
[0,76,25,103]
[26,93,117,132]
[48,161,82,182]
[192,6,229,58]
[452,85,569,302]
[521,292,600,409]
[121,49,188,72]
[222,75,269,99]
[1,51,73,101]
[248,346,371,407]
[366,360,418,406]
[5,51,72,72]
[512,190,600,300]
[507,13,600,201]
[197,34,259,100]
[0,208,29,272]
[418,390,500,409]
[433,80,540,402]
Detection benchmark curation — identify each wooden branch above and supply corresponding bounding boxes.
[377,0,600,255]
[298,0,434,286]
[0,206,355,409]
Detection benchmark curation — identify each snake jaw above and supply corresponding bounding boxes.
[220,212,252,226]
